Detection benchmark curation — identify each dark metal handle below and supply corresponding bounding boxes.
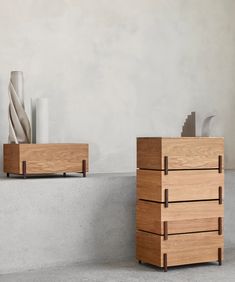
[164,221,168,240]
[218,186,223,204]
[218,217,222,235]
[164,189,169,208]
[164,156,168,175]
[218,155,222,173]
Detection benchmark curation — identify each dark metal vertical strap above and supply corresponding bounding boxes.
[218,155,222,173]
[164,189,169,208]
[164,221,168,240]
[82,159,86,177]
[163,253,167,272]
[218,248,222,265]
[22,161,27,179]
[218,217,222,235]
[164,156,168,175]
[218,186,223,204]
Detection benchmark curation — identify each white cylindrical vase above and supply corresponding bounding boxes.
[36,98,49,143]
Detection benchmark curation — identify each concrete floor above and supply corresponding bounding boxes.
[0,248,234,282]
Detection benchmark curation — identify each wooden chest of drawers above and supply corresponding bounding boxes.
[3,144,89,178]
[136,137,224,271]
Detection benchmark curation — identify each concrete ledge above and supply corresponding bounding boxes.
[1,170,234,275]
[0,173,136,274]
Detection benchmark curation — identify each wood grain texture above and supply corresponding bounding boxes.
[3,144,19,173]
[137,200,221,234]
[136,230,161,267]
[137,137,224,170]
[136,137,224,269]
[137,138,162,170]
[3,144,89,174]
[136,230,223,267]
[136,200,224,222]
[137,169,224,202]
[162,201,224,221]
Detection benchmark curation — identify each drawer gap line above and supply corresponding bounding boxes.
[138,199,221,204]
[137,229,219,236]
[137,168,221,172]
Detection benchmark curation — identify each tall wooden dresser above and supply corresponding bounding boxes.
[136,137,224,272]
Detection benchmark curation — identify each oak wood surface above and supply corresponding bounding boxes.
[136,200,224,221]
[137,201,221,234]
[3,144,89,174]
[136,137,224,269]
[136,230,223,267]
[3,144,19,173]
[137,169,224,202]
[137,137,224,170]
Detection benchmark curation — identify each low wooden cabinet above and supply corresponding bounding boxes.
[3,143,89,178]
[136,137,224,271]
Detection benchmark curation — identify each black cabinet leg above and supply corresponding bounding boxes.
[22,161,27,179]
[218,248,222,265]
[163,254,167,272]
[82,160,86,177]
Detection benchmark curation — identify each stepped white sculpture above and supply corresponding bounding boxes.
[181,111,215,137]
[8,71,32,144]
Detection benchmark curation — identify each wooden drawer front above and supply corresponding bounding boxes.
[137,137,224,170]
[137,201,221,234]
[137,169,224,202]
[20,160,88,174]
[19,144,88,161]
[137,200,223,222]
[136,231,223,267]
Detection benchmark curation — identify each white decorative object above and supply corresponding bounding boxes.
[201,115,215,137]
[181,112,216,137]
[36,98,49,143]
[8,71,32,143]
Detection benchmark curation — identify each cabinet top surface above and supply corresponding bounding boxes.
[137,137,224,139]
[4,143,88,146]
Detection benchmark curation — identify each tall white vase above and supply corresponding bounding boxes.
[36,98,49,143]
[8,71,32,143]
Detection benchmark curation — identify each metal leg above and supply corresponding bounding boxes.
[138,260,142,264]
[22,161,27,179]
[7,173,10,178]
[163,253,167,272]
[218,248,222,265]
[82,160,86,177]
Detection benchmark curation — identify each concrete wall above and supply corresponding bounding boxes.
[0,174,135,274]
[0,0,235,173]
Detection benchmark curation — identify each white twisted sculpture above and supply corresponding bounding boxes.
[8,71,32,144]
